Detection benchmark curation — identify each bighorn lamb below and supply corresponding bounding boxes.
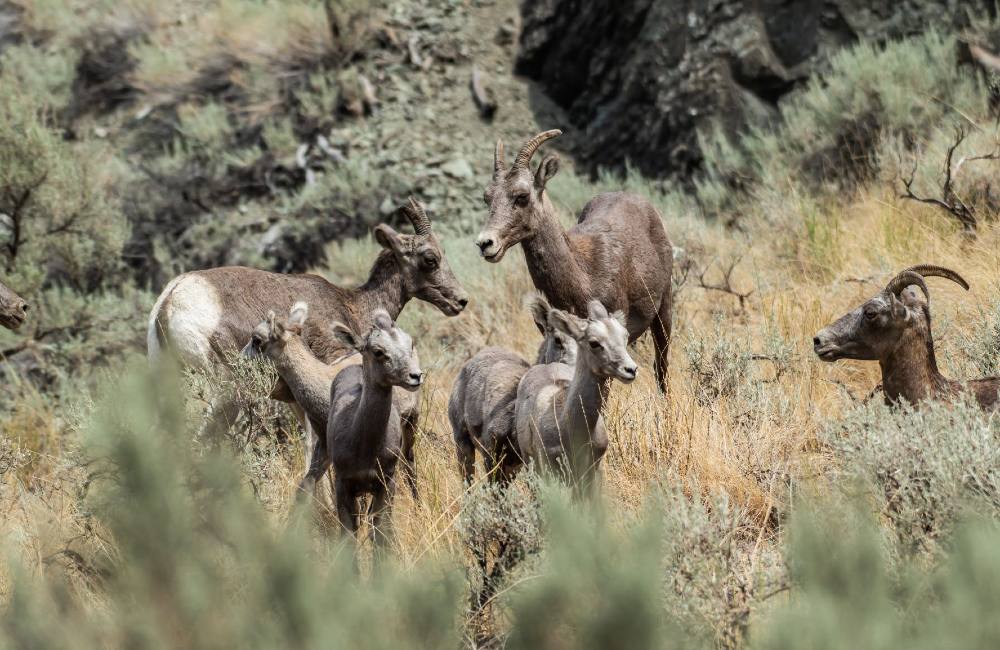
[449,296,578,484]
[243,304,421,498]
[0,280,28,330]
[147,197,465,445]
[299,311,422,552]
[515,300,638,490]
[475,130,673,392]
[813,264,1000,411]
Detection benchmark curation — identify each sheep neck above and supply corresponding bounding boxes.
[353,251,406,324]
[272,341,334,431]
[350,359,395,460]
[559,358,607,463]
[522,195,590,312]
[879,313,952,405]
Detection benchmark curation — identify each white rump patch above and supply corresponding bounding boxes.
[157,274,223,369]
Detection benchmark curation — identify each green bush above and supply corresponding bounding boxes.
[823,398,1000,558]
[698,28,988,217]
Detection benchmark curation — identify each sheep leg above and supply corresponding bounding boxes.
[455,423,477,484]
[651,289,673,395]
[334,477,358,539]
[296,435,330,501]
[399,414,419,501]
[289,402,316,473]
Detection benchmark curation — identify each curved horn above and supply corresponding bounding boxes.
[401,196,431,236]
[494,138,505,176]
[900,264,970,291]
[884,270,930,304]
[514,129,561,169]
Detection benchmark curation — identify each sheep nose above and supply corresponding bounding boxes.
[476,238,493,252]
[409,372,424,383]
[622,365,638,379]
[812,336,821,348]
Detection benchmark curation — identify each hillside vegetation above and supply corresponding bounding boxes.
[1,0,1000,648]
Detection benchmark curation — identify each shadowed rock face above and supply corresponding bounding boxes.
[516,0,991,179]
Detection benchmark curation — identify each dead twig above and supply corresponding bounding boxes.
[898,125,1000,236]
[696,256,754,312]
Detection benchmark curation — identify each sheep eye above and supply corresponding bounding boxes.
[423,255,439,270]
[373,348,386,359]
[514,194,530,208]
[588,340,601,350]
[864,308,879,321]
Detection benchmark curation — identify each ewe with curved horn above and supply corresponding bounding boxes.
[476,130,675,393]
[814,264,1000,410]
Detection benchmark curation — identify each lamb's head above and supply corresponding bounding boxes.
[528,294,578,365]
[548,300,637,383]
[813,265,969,362]
[0,280,28,330]
[475,129,561,263]
[332,309,423,391]
[375,197,469,316]
[242,302,309,361]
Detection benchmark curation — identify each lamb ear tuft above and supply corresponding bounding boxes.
[288,302,309,328]
[331,321,362,351]
[586,300,609,320]
[372,309,394,331]
[548,308,586,340]
[527,294,551,334]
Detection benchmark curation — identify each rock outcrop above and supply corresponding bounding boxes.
[517,0,991,179]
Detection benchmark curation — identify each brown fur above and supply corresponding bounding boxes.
[814,268,1000,411]
[476,131,674,392]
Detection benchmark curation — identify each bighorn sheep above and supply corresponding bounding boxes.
[449,296,578,484]
[147,197,466,453]
[475,130,673,392]
[243,303,421,498]
[514,300,638,491]
[813,264,1000,411]
[0,280,28,330]
[299,311,422,552]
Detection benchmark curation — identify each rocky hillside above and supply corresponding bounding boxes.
[517,0,993,179]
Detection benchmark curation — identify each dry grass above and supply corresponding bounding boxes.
[2,181,999,636]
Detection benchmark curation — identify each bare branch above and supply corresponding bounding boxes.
[695,256,754,312]
[896,125,998,235]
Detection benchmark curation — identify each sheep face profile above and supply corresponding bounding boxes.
[332,311,423,392]
[813,265,968,364]
[812,264,1000,410]
[475,130,561,263]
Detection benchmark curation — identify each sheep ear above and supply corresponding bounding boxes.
[611,310,627,328]
[266,310,282,338]
[889,293,910,321]
[374,224,404,254]
[534,154,560,192]
[288,302,309,328]
[586,300,609,320]
[332,321,363,351]
[548,308,586,340]
[372,310,393,331]
[528,295,550,334]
